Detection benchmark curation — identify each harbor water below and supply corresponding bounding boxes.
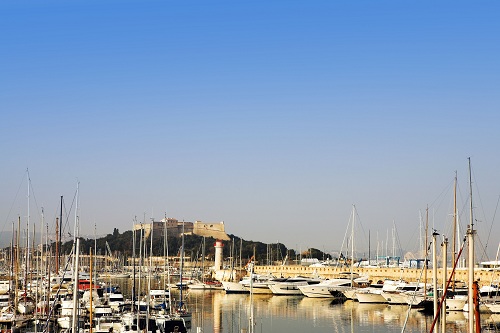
[112,277,494,333]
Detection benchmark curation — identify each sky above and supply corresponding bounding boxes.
[1,1,500,261]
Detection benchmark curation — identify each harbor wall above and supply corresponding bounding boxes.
[253,265,498,287]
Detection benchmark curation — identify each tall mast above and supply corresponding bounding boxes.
[425,206,429,287]
[179,220,185,311]
[55,217,59,273]
[26,170,30,294]
[368,229,371,266]
[350,205,355,282]
[72,238,80,333]
[10,221,14,302]
[132,218,136,313]
[15,216,20,313]
[73,183,79,244]
[147,220,153,333]
[163,211,171,308]
[432,231,438,317]
[138,223,143,317]
[239,238,243,271]
[59,196,63,272]
[467,157,476,333]
[94,223,97,298]
[452,171,457,291]
[72,182,80,333]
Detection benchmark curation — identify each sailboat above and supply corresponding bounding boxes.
[444,173,469,312]
[173,221,192,325]
[153,217,188,333]
[188,237,222,290]
[221,238,250,294]
[330,205,367,300]
[426,158,482,333]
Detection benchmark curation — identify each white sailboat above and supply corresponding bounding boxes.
[221,239,249,293]
[188,237,222,290]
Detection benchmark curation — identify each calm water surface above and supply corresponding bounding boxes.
[114,277,496,333]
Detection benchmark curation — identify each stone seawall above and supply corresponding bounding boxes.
[253,265,496,287]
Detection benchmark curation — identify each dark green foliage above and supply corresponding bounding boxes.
[52,230,330,264]
[303,247,333,260]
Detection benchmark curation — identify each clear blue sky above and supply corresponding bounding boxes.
[1,1,500,260]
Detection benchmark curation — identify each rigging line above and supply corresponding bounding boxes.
[392,222,405,260]
[62,189,77,241]
[470,164,492,261]
[27,170,44,226]
[401,237,433,332]
[48,205,60,236]
[477,235,489,264]
[353,205,370,252]
[42,243,75,333]
[483,194,500,261]
[427,177,455,211]
[337,210,351,266]
[1,170,28,234]
[46,195,64,236]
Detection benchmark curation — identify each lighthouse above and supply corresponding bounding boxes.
[191,221,230,278]
[214,239,224,270]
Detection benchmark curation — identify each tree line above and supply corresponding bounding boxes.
[56,228,332,266]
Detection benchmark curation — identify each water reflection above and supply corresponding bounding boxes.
[113,277,479,333]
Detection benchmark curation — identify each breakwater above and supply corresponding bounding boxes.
[253,265,497,287]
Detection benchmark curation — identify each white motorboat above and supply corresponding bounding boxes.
[239,273,277,294]
[381,280,424,305]
[155,313,188,333]
[355,287,387,303]
[149,289,170,310]
[107,291,125,312]
[298,277,352,298]
[187,279,222,290]
[221,281,248,294]
[268,277,321,296]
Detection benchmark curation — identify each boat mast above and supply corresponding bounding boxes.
[72,182,80,333]
[138,222,143,318]
[55,217,59,274]
[351,205,355,282]
[452,171,457,291]
[89,247,93,333]
[441,237,448,333]
[132,218,136,313]
[163,212,172,311]
[467,157,476,333]
[179,220,185,312]
[72,238,80,333]
[239,238,243,272]
[9,222,14,305]
[368,229,371,267]
[432,231,438,318]
[15,216,20,313]
[425,206,429,289]
[147,219,153,333]
[26,170,30,297]
[249,247,255,333]
[59,195,63,273]
[201,236,206,283]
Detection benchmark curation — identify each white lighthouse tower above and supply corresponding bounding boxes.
[192,221,230,279]
[214,239,224,270]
